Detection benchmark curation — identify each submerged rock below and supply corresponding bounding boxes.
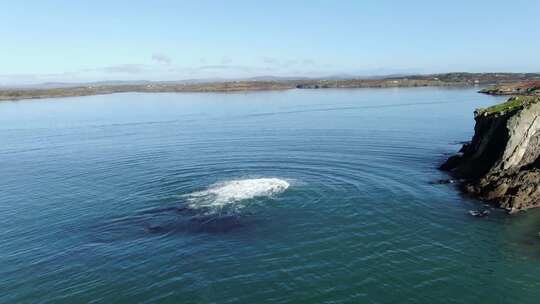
[429,179,458,185]
[468,210,490,217]
[441,96,540,213]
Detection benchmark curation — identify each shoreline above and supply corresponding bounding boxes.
[2,72,539,102]
[440,95,540,213]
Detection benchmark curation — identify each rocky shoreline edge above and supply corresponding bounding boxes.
[440,94,540,213]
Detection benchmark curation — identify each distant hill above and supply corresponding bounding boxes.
[2,72,540,101]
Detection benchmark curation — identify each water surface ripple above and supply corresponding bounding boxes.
[1,88,540,304]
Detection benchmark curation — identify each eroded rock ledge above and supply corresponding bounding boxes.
[441,96,540,213]
[479,81,540,96]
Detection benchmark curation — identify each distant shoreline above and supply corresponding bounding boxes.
[2,72,539,101]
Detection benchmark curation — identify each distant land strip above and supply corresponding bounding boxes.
[1,73,540,101]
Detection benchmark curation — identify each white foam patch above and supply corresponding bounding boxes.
[185,178,290,212]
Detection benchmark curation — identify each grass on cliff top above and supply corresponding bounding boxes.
[476,96,540,116]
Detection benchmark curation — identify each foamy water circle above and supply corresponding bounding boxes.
[185,178,290,212]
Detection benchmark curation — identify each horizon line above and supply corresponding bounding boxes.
[2,71,540,88]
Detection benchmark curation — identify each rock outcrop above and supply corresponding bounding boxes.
[441,96,540,213]
[479,81,540,96]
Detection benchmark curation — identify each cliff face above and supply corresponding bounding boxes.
[441,96,540,213]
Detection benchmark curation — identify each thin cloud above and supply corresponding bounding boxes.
[152,53,172,65]
[261,56,279,64]
[220,56,232,64]
[101,64,147,74]
[197,65,248,71]
[259,57,316,69]
[195,65,276,73]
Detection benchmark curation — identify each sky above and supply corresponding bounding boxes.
[1,0,539,84]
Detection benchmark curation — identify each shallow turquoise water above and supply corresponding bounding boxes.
[1,88,540,303]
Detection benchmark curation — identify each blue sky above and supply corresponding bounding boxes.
[1,0,539,84]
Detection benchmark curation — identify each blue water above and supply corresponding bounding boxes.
[1,88,540,303]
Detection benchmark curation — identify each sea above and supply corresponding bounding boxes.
[1,87,539,303]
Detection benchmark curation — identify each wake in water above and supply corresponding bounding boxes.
[93,178,291,239]
[184,178,290,214]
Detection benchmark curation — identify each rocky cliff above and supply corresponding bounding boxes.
[441,96,540,213]
[479,81,540,96]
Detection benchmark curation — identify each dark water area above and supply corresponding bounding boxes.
[1,88,539,303]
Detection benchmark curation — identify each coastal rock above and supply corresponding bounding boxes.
[441,96,540,213]
[479,81,540,96]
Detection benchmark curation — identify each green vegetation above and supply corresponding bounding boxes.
[476,96,540,116]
